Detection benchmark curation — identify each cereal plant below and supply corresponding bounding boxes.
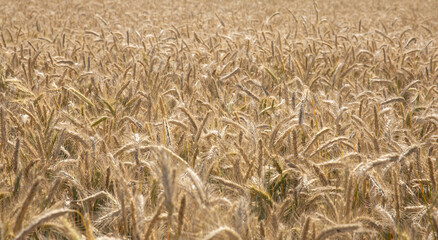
[0,0,437,239]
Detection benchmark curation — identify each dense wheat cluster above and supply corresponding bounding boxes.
[1,0,438,239]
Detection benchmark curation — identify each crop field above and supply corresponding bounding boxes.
[0,0,438,239]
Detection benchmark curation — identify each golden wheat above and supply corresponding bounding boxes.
[0,0,437,239]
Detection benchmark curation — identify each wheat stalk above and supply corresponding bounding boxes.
[315,224,361,240]
[13,178,41,233]
[13,209,74,240]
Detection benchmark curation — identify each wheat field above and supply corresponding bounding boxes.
[0,0,438,239]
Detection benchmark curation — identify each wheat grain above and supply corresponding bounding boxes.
[13,209,74,240]
[144,201,163,240]
[315,224,361,240]
[13,178,41,233]
[202,226,242,240]
[301,217,311,240]
[177,195,186,238]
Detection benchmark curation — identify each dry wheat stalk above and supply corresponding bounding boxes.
[315,223,361,240]
[13,209,74,240]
